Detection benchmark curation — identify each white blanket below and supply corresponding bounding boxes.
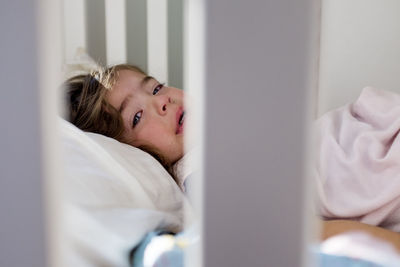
[59,119,191,266]
[315,87,400,232]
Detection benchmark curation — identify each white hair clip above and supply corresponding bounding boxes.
[92,72,100,82]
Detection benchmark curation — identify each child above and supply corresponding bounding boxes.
[64,64,191,191]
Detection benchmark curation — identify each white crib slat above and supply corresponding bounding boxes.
[147,0,168,83]
[201,0,318,266]
[184,1,206,266]
[0,0,55,265]
[39,0,64,265]
[105,0,127,65]
[63,0,87,62]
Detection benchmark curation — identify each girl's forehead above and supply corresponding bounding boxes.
[116,69,146,84]
[106,69,151,109]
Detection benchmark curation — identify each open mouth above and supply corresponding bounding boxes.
[179,111,185,125]
[176,108,185,134]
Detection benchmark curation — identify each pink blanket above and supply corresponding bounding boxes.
[315,87,400,232]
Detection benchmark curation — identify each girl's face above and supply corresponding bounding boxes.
[106,69,185,164]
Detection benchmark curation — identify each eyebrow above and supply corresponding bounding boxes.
[119,96,131,113]
[141,75,155,87]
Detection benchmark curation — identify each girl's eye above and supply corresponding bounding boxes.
[132,111,142,128]
[152,83,164,95]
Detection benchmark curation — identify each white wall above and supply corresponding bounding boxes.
[85,0,107,65]
[168,0,184,88]
[318,0,400,115]
[126,0,148,71]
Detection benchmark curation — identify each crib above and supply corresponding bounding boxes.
[62,0,182,89]
[1,0,400,266]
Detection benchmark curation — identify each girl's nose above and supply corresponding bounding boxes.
[153,94,171,115]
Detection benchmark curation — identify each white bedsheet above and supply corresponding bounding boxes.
[315,87,400,232]
[59,119,191,266]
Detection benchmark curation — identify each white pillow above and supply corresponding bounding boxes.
[59,118,189,266]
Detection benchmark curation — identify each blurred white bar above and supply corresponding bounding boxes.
[183,0,205,266]
[38,0,64,266]
[202,0,318,266]
[105,0,127,65]
[0,0,47,266]
[63,0,87,62]
[147,0,168,83]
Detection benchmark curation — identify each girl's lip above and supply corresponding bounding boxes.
[176,107,184,134]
